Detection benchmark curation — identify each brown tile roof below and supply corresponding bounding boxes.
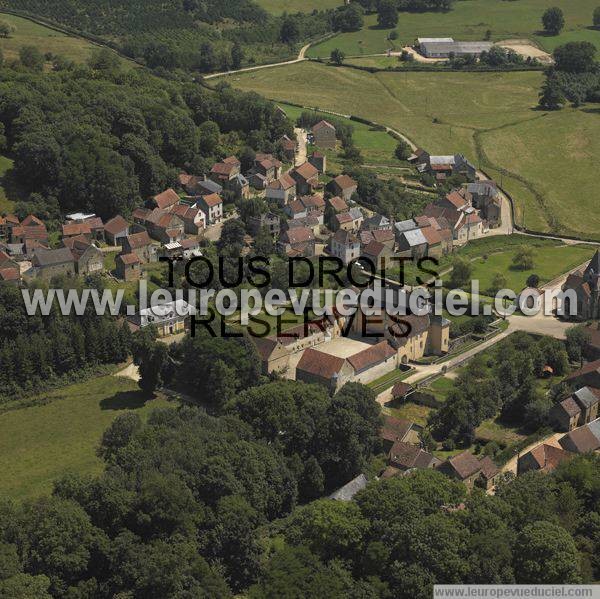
[445,190,468,210]
[333,228,359,245]
[558,397,582,418]
[478,456,499,480]
[566,359,600,383]
[392,381,413,398]
[335,212,353,225]
[282,227,314,245]
[421,224,442,245]
[21,214,45,228]
[331,174,357,191]
[446,451,482,479]
[389,441,440,470]
[126,231,152,250]
[312,119,335,132]
[178,173,193,186]
[380,415,413,444]
[294,162,319,182]
[4,214,19,225]
[363,239,386,258]
[287,199,306,215]
[223,156,240,166]
[84,216,104,230]
[348,340,396,373]
[62,223,91,237]
[268,173,296,190]
[300,194,325,209]
[525,444,572,472]
[132,207,151,221]
[0,250,10,264]
[389,313,431,340]
[328,196,348,213]
[0,267,19,281]
[104,215,129,236]
[33,247,75,267]
[560,425,600,453]
[211,162,235,176]
[117,252,140,266]
[297,347,346,379]
[153,188,180,210]
[372,229,395,244]
[200,193,222,208]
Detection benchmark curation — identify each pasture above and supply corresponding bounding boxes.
[0,375,172,499]
[228,61,600,239]
[255,0,342,15]
[307,0,600,58]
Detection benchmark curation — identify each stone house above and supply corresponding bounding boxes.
[121,231,155,263]
[266,173,297,206]
[103,215,130,246]
[517,443,573,475]
[330,229,360,264]
[128,299,195,337]
[561,251,600,320]
[278,135,296,162]
[438,451,500,491]
[63,236,104,276]
[115,253,141,281]
[311,120,337,149]
[309,151,326,173]
[195,193,223,225]
[278,226,315,257]
[150,188,180,211]
[290,162,319,196]
[362,239,394,270]
[559,420,600,454]
[327,174,358,202]
[248,212,280,237]
[170,204,205,235]
[31,247,76,280]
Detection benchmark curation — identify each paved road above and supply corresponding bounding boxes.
[204,42,311,80]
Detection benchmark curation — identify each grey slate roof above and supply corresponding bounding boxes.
[574,387,599,409]
[403,228,428,247]
[421,40,493,56]
[34,247,74,266]
[394,219,418,234]
[588,418,600,442]
[329,474,368,501]
[197,179,222,194]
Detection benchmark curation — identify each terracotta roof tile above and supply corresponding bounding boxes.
[297,347,346,379]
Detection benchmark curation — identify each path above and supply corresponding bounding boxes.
[294,127,307,166]
[204,42,311,80]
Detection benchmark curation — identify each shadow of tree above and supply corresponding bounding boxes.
[100,390,150,410]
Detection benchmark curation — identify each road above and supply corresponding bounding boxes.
[204,42,311,80]
[294,127,307,166]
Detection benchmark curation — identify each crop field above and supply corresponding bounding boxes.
[0,375,171,499]
[229,61,600,239]
[0,12,126,65]
[255,0,342,15]
[307,0,600,58]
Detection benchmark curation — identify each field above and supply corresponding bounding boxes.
[0,155,14,212]
[0,375,171,499]
[307,0,600,58]
[467,243,594,295]
[0,12,126,65]
[255,0,342,15]
[228,61,600,239]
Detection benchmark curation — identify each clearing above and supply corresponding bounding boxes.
[307,0,600,57]
[229,61,600,239]
[0,375,171,499]
[0,12,127,66]
[255,0,341,15]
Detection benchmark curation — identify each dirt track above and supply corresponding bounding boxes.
[496,39,553,64]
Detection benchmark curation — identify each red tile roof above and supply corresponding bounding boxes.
[294,162,318,181]
[200,193,222,208]
[525,444,572,472]
[331,174,357,191]
[126,231,152,250]
[153,188,180,210]
[117,253,140,265]
[104,215,129,236]
[0,267,19,281]
[297,347,346,379]
[62,223,91,237]
[312,119,335,132]
[380,415,413,444]
[348,341,396,373]
[328,196,348,212]
[282,227,314,245]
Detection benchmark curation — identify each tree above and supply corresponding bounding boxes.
[377,0,398,29]
[280,17,300,43]
[205,359,238,412]
[98,413,142,462]
[87,47,120,71]
[231,41,244,69]
[0,21,15,38]
[565,325,591,364]
[138,343,168,395]
[542,7,565,35]
[394,139,412,160]
[538,77,565,109]
[511,245,535,270]
[19,45,44,71]
[330,48,346,65]
[449,257,473,288]
[553,41,597,73]
[526,273,540,288]
[514,521,581,583]
[595,7,600,28]
[488,272,507,295]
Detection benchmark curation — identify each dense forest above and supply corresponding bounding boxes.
[0,0,362,71]
[0,58,292,219]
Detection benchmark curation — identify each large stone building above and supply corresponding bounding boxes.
[562,250,600,319]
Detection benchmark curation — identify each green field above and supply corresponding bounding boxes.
[0,375,171,499]
[307,0,600,57]
[0,12,129,66]
[0,155,14,212]
[228,61,600,239]
[467,244,593,295]
[255,0,342,15]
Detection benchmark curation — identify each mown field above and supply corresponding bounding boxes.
[0,374,171,499]
[0,12,124,65]
[228,61,600,239]
[255,0,341,15]
[307,0,600,57]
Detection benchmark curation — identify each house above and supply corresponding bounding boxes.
[285,199,308,220]
[290,162,319,196]
[248,212,280,237]
[397,228,428,259]
[266,173,297,206]
[115,253,141,281]
[253,153,282,183]
[327,195,349,215]
[361,213,391,231]
[179,173,223,197]
[138,209,185,244]
[311,120,337,149]
[309,151,326,173]
[517,443,573,475]
[278,227,315,257]
[195,193,223,225]
[330,229,360,264]
[571,387,600,424]
[150,188,180,211]
[170,204,205,235]
[551,396,582,432]
[128,299,195,337]
[418,38,493,58]
[415,152,477,183]
[278,134,296,162]
[327,174,358,202]
[296,348,354,393]
[121,231,155,263]
[391,381,414,401]
[380,415,415,453]
[561,250,600,320]
[31,247,76,280]
[564,357,600,390]
[0,265,19,284]
[61,222,93,240]
[332,211,355,233]
[300,194,326,213]
[63,236,104,276]
[387,442,441,472]
[104,215,130,246]
[467,180,502,228]
[210,157,248,198]
[362,239,394,270]
[559,419,600,454]
[438,451,500,490]
[329,474,368,501]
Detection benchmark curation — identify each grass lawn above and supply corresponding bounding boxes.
[228,61,600,238]
[367,367,413,394]
[0,155,14,213]
[467,243,594,296]
[424,376,454,402]
[475,417,528,445]
[0,375,172,499]
[308,0,600,57]
[255,0,341,15]
[0,12,131,67]
[385,401,432,427]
